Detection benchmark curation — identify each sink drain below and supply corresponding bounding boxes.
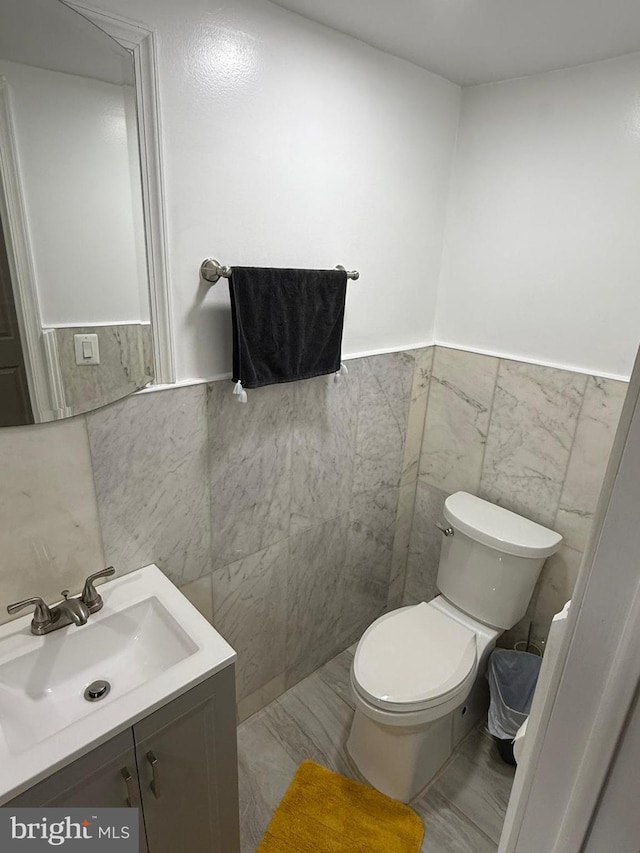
[84,680,111,702]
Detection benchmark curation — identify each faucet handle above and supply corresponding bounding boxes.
[81,567,116,611]
[6,596,52,628]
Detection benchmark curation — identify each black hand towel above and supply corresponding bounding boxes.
[229,267,348,390]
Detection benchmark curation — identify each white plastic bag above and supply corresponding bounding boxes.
[487,649,542,740]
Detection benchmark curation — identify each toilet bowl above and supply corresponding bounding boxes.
[347,596,499,801]
[346,491,562,802]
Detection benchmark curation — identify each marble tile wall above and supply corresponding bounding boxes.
[555,376,629,551]
[0,348,428,719]
[481,362,586,528]
[81,349,430,719]
[0,417,104,622]
[407,346,627,646]
[0,342,624,720]
[205,350,431,715]
[86,384,211,587]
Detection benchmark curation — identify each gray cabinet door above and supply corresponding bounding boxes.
[133,665,240,853]
[8,729,148,851]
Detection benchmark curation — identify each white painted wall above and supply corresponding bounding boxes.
[0,59,148,326]
[583,685,640,853]
[9,0,638,385]
[436,53,640,380]
[92,0,461,381]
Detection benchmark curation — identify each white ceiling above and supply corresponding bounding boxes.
[270,0,640,86]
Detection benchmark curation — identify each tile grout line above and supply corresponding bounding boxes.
[426,788,501,850]
[201,385,216,626]
[411,719,483,803]
[552,372,589,532]
[203,383,217,626]
[337,361,362,648]
[423,723,513,848]
[81,412,108,566]
[416,346,437,483]
[320,680,356,716]
[382,351,424,600]
[399,346,435,604]
[477,355,501,496]
[260,673,356,775]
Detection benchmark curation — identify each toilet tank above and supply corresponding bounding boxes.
[437,492,563,630]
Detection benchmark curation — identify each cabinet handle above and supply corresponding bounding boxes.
[146,751,160,799]
[121,767,138,808]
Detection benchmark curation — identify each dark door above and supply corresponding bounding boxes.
[0,214,33,425]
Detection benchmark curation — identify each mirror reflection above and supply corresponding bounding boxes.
[0,0,153,427]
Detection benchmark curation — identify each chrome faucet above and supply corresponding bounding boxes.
[6,567,116,635]
[57,591,91,626]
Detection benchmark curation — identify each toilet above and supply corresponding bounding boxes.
[346,491,562,802]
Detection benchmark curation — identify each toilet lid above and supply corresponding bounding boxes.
[353,603,477,712]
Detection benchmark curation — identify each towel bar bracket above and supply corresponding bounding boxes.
[200,258,359,285]
[335,265,360,280]
[200,258,231,283]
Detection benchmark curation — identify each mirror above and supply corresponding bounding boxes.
[0,0,154,426]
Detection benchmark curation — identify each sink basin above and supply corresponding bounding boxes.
[0,597,197,753]
[0,565,235,803]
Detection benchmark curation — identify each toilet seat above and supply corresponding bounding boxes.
[352,602,477,714]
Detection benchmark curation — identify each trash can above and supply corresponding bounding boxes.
[486,649,542,765]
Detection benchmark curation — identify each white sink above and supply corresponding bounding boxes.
[0,565,235,803]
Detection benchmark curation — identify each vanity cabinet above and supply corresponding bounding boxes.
[8,665,240,853]
[8,729,147,849]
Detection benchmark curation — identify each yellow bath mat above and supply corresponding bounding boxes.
[256,760,424,853]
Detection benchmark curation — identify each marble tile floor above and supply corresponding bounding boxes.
[237,646,515,852]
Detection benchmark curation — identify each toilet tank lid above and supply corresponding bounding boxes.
[444,492,562,558]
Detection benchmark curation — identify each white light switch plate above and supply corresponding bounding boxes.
[74,333,100,365]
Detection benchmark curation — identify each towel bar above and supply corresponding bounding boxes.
[199,258,359,284]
